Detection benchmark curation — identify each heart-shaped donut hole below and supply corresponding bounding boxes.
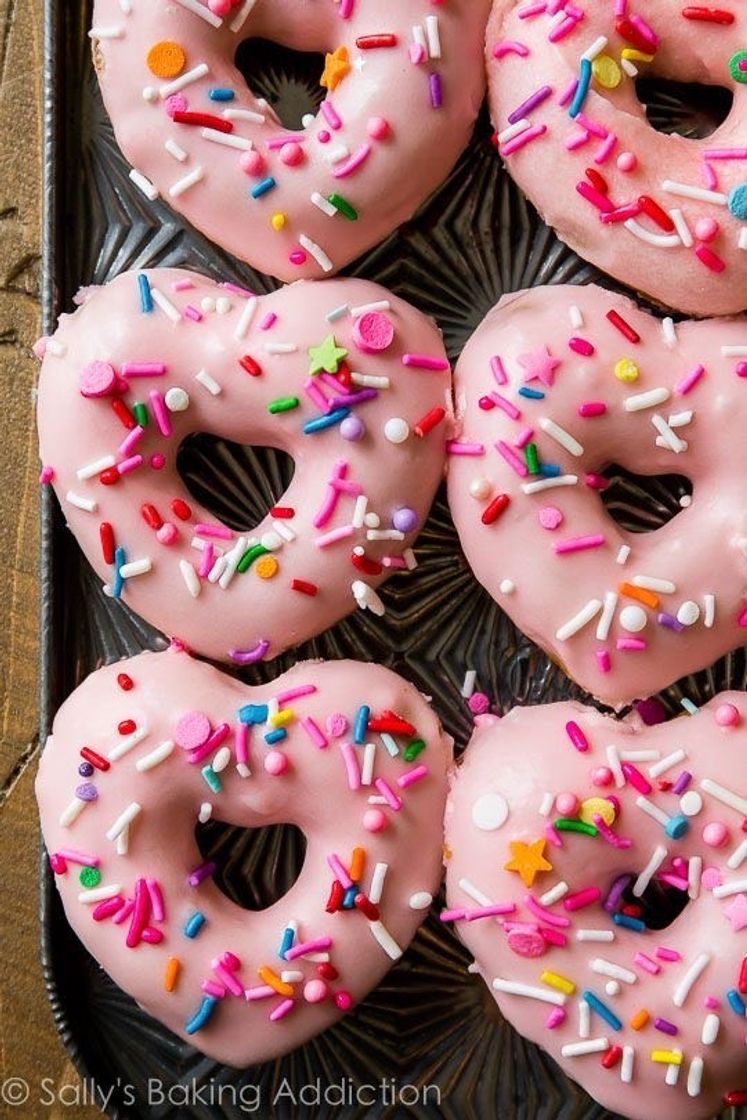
[234,37,324,131]
[177,434,295,534]
[195,818,306,912]
[598,464,693,535]
[635,77,733,141]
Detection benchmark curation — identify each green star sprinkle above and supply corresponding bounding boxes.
[308,334,348,376]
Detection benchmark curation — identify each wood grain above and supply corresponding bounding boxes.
[0,1,98,1114]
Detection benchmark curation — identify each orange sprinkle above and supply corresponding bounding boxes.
[147,40,186,79]
[618,583,659,610]
[255,555,279,580]
[349,846,366,882]
[164,956,181,992]
[630,1009,650,1031]
[258,966,294,996]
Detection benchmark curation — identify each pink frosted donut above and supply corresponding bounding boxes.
[445,695,747,1120]
[448,283,747,708]
[486,1,747,316]
[36,269,452,664]
[89,0,489,281]
[36,648,451,1064]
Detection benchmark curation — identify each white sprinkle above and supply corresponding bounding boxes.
[569,304,584,329]
[704,594,716,628]
[606,744,625,787]
[591,959,636,984]
[174,0,222,26]
[425,14,441,57]
[119,558,152,579]
[688,855,702,899]
[539,881,569,907]
[662,318,677,347]
[581,35,608,60]
[201,127,252,150]
[369,920,402,960]
[728,839,747,870]
[208,557,226,583]
[459,878,493,907]
[409,891,433,910]
[323,144,350,165]
[412,23,428,54]
[700,777,747,816]
[539,417,584,457]
[350,301,391,317]
[595,591,618,641]
[281,970,303,984]
[234,296,258,340]
[165,138,188,162]
[212,746,231,773]
[616,544,631,565]
[136,740,175,772]
[492,978,566,1006]
[648,749,686,778]
[107,726,148,762]
[169,166,205,198]
[179,559,201,598]
[105,801,142,842]
[555,598,603,641]
[624,218,680,247]
[352,580,386,616]
[264,342,298,354]
[624,387,671,412]
[116,825,129,856]
[128,168,159,200]
[669,207,694,248]
[299,234,333,273]
[633,844,668,897]
[539,791,555,817]
[620,750,660,763]
[576,929,615,942]
[199,803,213,823]
[59,798,86,827]
[89,25,125,39]
[687,1056,703,1098]
[578,999,591,1038]
[77,455,115,481]
[498,119,531,145]
[361,742,376,786]
[368,862,388,905]
[673,953,711,1007]
[739,228,747,251]
[721,345,747,357]
[665,1050,682,1086]
[561,1038,609,1058]
[713,877,747,899]
[403,548,418,571]
[621,1046,635,1083]
[223,107,266,124]
[350,372,390,389]
[636,795,669,827]
[311,191,337,217]
[633,575,676,594]
[701,1014,720,1046]
[219,536,247,590]
[78,884,122,904]
[230,0,258,33]
[461,669,477,698]
[652,413,686,453]
[522,474,578,494]
[272,520,295,542]
[662,179,728,205]
[160,63,209,99]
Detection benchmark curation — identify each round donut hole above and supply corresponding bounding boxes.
[234,38,326,131]
[616,875,690,932]
[598,464,693,535]
[634,77,733,140]
[195,818,307,911]
[176,433,295,533]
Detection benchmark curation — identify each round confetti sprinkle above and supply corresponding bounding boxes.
[264,750,289,776]
[255,555,279,580]
[79,360,116,398]
[703,821,729,848]
[471,792,509,831]
[680,790,703,817]
[174,710,211,751]
[715,702,741,728]
[326,713,349,737]
[619,604,648,633]
[539,506,563,530]
[555,792,578,817]
[383,417,410,444]
[468,692,490,715]
[676,600,700,626]
[146,41,187,80]
[729,50,747,84]
[470,477,492,500]
[340,415,365,441]
[409,891,433,910]
[728,183,747,221]
[363,808,388,832]
[75,782,98,803]
[392,507,418,533]
[78,762,94,778]
[165,386,190,412]
[79,866,102,889]
[303,979,328,1003]
[614,358,639,383]
[353,311,395,354]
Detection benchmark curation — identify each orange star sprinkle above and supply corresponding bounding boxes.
[504,838,552,887]
[320,46,350,91]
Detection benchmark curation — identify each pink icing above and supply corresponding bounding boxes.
[445,693,747,1120]
[448,283,747,708]
[36,648,451,1064]
[91,0,488,281]
[486,0,747,316]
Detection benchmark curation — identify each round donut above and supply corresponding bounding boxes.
[36,648,451,1064]
[447,283,747,709]
[36,269,452,664]
[89,0,489,282]
[445,695,747,1120]
[486,0,747,316]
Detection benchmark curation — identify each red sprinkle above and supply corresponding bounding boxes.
[657,779,673,791]
[682,6,734,23]
[141,503,163,530]
[271,506,295,519]
[414,405,446,437]
[80,746,110,772]
[117,673,134,691]
[118,719,136,735]
[724,1091,747,1107]
[354,892,380,920]
[481,493,511,525]
[50,853,68,875]
[602,1045,622,1070]
[600,203,643,224]
[99,467,120,486]
[100,522,115,565]
[351,551,383,576]
[171,498,192,521]
[622,904,643,917]
[585,167,608,193]
[172,110,233,132]
[606,309,640,343]
[356,33,398,48]
[317,962,339,980]
[239,354,262,377]
[738,956,747,994]
[615,16,657,52]
[111,398,136,430]
[368,713,416,736]
[326,880,345,913]
[291,578,318,596]
[638,195,675,232]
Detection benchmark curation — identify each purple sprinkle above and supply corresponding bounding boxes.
[75,782,98,802]
[635,697,668,726]
[658,611,685,633]
[654,1017,678,1036]
[671,770,693,796]
[392,507,419,533]
[429,73,443,109]
[604,873,633,913]
[188,861,217,888]
[78,762,95,778]
[507,84,553,125]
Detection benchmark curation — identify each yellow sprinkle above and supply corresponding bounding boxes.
[258,966,294,996]
[269,708,295,728]
[592,54,622,89]
[651,1050,683,1065]
[271,213,287,231]
[630,1009,650,1030]
[615,358,639,383]
[164,956,181,992]
[621,48,654,63]
[255,554,279,580]
[349,846,366,882]
[540,970,576,995]
[579,797,616,827]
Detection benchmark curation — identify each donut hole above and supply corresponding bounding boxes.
[598,464,693,534]
[614,875,690,932]
[234,38,326,131]
[635,77,733,140]
[177,433,295,533]
[195,818,306,911]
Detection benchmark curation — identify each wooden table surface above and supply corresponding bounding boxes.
[0,2,98,1115]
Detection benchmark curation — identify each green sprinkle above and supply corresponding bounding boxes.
[525,442,540,475]
[328,193,358,220]
[237,543,268,574]
[404,738,426,762]
[133,401,149,427]
[201,765,222,794]
[79,866,102,889]
[268,396,300,414]
[555,818,598,836]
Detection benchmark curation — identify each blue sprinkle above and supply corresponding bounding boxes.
[264,727,287,745]
[680,698,700,716]
[184,911,206,939]
[303,407,350,434]
[728,183,747,222]
[342,885,358,909]
[251,176,277,199]
[354,705,370,745]
[518,386,545,400]
[612,913,646,932]
[185,995,218,1034]
[583,990,622,1031]
[279,926,295,960]
[138,273,153,313]
[727,989,746,1017]
[239,703,269,725]
[208,88,235,102]
[201,765,222,793]
[326,303,350,322]
[112,546,126,599]
[569,58,592,119]
[539,463,561,477]
[664,813,689,840]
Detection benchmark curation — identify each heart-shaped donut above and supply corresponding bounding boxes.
[486,0,747,316]
[90,0,489,281]
[36,648,451,1064]
[37,269,452,664]
[448,283,747,709]
[445,694,747,1120]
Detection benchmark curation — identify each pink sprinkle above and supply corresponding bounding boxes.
[577,113,608,139]
[601,203,643,224]
[332,144,371,179]
[553,534,606,555]
[739,607,747,628]
[382,556,407,569]
[397,764,429,789]
[440,907,467,922]
[549,14,581,41]
[566,128,590,152]
[112,899,135,925]
[315,524,355,549]
[501,123,547,156]
[592,813,632,849]
[117,454,143,476]
[198,544,214,579]
[149,389,172,437]
[526,895,571,927]
[563,887,601,911]
[202,980,227,999]
[546,1007,567,1029]
[617,637,646,651]
[301,716,328,749]
[578,401,607,417]
[211,961,244,997]
[514,426,535,449]
[576,181,614,213]
[565,720,589,752]
[194,522,234,540]
[493,40,530,58]
[259,311,277,330]
[119,425,145,457]
[92,896,125,922]
[569,337,595,356]
[634,952,661,976]
[402,353,450,371]
[340,742,361,790]
[126,878,151,949]
[492,393,522,420]
[304,378,332,413]
[545,824,563,848]
[184,306,203,322]
[629,12,659,47]
[695,244,726,273]
[244,985,276,1002]
[285,936,333,961]
[491,355,508,385]
[496,440,528,477]
[327,853,353,890]
[540,926,567,947]
[221,282,255,298]
[518,1,546,17]
[585,474,609,491]
[594,134,618,164]
[49,853,67,874]
[705,995,720,1009]
[320,99,342,130]
[121,362,167,378]
[146,878,166,922]
[269,998,295,1022]
[276,684,317,705]
[57,848,100,867]
[39,465,55,484]
[558,77,579,108]
[702,161,719,190]
[235,722,249,766]
[172,280,195,291]
[187,722,230,765]
[596,649,612,673]
[621,762,652,794]
[656,947,681,962]
[464,903,517,920]
[446,441,485,456]
[374,776,402,811]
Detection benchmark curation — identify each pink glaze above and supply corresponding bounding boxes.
[445,693,747,1120]
[486,1,747,316]
[90,0,488,281]
[37,269,452,663]
[36,648,451,1064]
[448,284,747,708]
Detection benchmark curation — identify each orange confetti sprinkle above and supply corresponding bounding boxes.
[255,555,279,580]
[147,40,187,79]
